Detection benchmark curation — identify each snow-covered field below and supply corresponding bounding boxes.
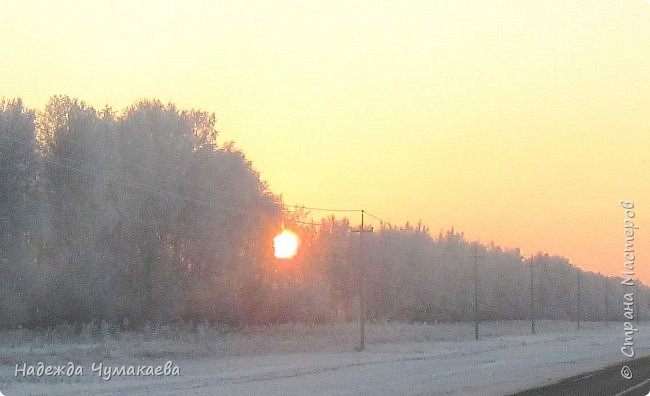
[0,320,647,395]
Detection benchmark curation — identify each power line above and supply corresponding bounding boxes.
[363,211,394,228]
[1,134,362,219]
[0,131,258,204]
[1,134,398,229]
[0,131,269,213]
[0,138,266,219]
[293,220,324,226]
[284,204,360,213]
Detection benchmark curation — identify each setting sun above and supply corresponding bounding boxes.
[273,229,300,259]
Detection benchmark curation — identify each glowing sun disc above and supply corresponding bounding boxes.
[274,230,299,259]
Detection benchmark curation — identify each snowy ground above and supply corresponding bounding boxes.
[0,321,647,395]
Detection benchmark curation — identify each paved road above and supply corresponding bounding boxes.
[511,355,650,396]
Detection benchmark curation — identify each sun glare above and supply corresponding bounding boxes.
[273,229,299,259]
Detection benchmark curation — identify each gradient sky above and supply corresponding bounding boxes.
[1,0,649,282]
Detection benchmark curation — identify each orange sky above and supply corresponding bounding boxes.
[1,0,649,282]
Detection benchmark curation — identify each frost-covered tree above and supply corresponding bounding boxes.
[0,99,39,327]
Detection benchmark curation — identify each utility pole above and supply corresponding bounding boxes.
[529,255,536,335]
[576,269,581,331]
[473,244,480,340]
[359,209,365,352]
[351,210,373,352]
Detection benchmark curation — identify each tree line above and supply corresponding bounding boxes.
[0,97,643,329]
